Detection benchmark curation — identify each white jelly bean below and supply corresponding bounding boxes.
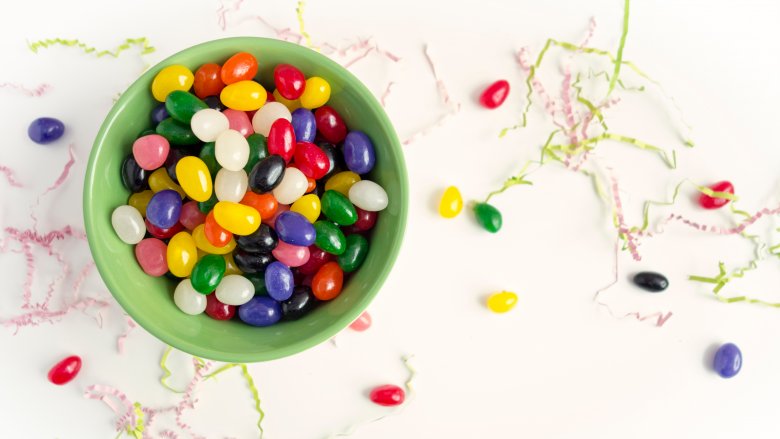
[215,274,254,306]
[173,279,207,315]
[191,109,229,142]
[348,180,388,212]
[111,205,145,244]
[214,168,248,202]
[251,102,292,137]
[215,129,249,171]
[272,167,308,205]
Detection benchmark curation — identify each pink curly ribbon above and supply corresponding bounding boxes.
[380,82,395,107]
[0,82,51,97]
[0,165,23,187]
[608,173,641,261]
[216,0,245,31]
[117,315,137,354]
[40,144,75,197]
[660,205,780,236]
[85,384,178,437]
[579,17,597,49]
[175,358,213,435]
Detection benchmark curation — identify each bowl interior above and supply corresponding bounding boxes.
[84,37,408,362]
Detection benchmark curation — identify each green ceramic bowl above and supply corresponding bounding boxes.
[84,37,408,362]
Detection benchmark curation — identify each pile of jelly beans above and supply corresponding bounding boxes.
[111,51,389,327]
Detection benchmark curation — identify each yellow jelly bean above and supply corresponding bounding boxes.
[299,77,331,109]
[487,291,518,313]
[167,231,198,277]
[439,186,463,218]
[175,156,212,202]
[149,168,186,198]
[213,201,261,235]
[220,80,267,111]
[290,194,321,223]
[324,171,361,196]
[223,252,243,275]
[272,89,301,112]
[151,65,194,102]
[128,190,154,217]
[192,224,236,255]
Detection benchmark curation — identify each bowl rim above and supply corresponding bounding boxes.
[83,36,408,362]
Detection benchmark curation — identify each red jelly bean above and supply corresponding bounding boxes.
[298,245,334,275]
[369,384,405,406]
[479,80,510,109]
[273,64,306,100]
[699,181,734,209]
[312,261,343,300]
[349,311,372,331]
[293,142,329,179]
[343,207,377,234]
[146,218,183,239]
[205,294,236,320]
[179,201,207,230]
[204,211,233,247]
[268,118,296,163]
[193,63,226,99]
[221,52,259,85]
[48,355,82,385]
[314,106,347,143]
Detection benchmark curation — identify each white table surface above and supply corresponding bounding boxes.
[2,0,780,437]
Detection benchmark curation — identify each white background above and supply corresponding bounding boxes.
[2,0,780,438]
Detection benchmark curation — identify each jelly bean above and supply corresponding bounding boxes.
[121,154,149,193]
[349,180,388,212]
[474,202,502,233]
[244,272,268,295]
[156,117,200,145]
[152,65,194,102]
[133,238,168,277]
[193,63,226,98]
[175,156,213,202]
[633,272,669,292]
[220,80,267,111]
[343,131,376,174]
[215,274,254,306]
[47,355,82,385]
[294,142,329,179]
[223,252,242,275]
[314,106,347,143]
[699,181,734,209]
[713,343,742,378]
[272,241,310,267]
[267,118,296,163]
[223,109,254,137]
[204,211,233,248]
[198,141,220,176]
[349,312,372,331]
[266,203,290,227]
[487,291,517,313]
[236,223,278,253]
[343,207,377,234]
[192,224,236,255]
[215,129,250,171]
[111,205,145,244]
[439,186,463,218]
[174,279,207,315]
[151,103,169,124]
[204,95,227,111]
[205,294,236,320]
[128,190,154,217]
[233,249,273,275]
[290,194,321,223]
[165,90,208,124]
[479,79,510,109]
[190,254,226,294]
[191,108,230,142]
[213,201,261,235]
[167,231,198,277]
[299,77,331,109]
[146,189,182,229]
[272,167,308,204]
[179,201,207,230]
[251,101,292,137]
[164,147,194,183]
[214,168,248,202]
[281,286,317,320]
[298,245,334,275]
[369,384,405,406]
[306,178,317,193]
[265,261,294,301]
[198,192,219,214]
[221,52,259,85]
[324,171,360,196]
[241,192,278,219]
[244,133,268,173]
[238,296,282,326]
[337,234,368,272]
[291,108,316,143]
[248,155,286,193]
[149,168,186,197]
[145,218,183,239]
[275,211,317,246]
[321,190,358,226]
[314,221,346,255]
[273,64,306,99]
[312,261,343,300]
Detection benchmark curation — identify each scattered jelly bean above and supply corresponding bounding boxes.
[272,167,308,205]
[151,103,169,124]
[272,241,311,267]
[474,202,502,233]
[135,238,168,277]
[223,109,254,137]
[294,142,329,179]
[240,192,278,219]
[156,117,200,145]
[193,63,226,99]
[47,355,82,385]
[152,65,194,102]
[479,79,510,109]
[192,224,236,255]
[164,147,193,183]
[632,272,669,292]
[321,190,358,226]
[244,133,268,173]
[204,95,227,111]
[314,106,347,143]
[699,181,735,210]
[312,261,343,300]
[128,190,154,217]
[299,77,331,109]
[337,234,368,272]
[174,279,207,315]
[343,131,376,175]
[221,52,259,85]
[272,89,302,112]
[179,201,207,230]
[251,101,292,137]
[223,252,242,275]
[190,254,226,294]
[149,168,186,198]
[205,294,236,320]
[165,90,208,124]
[369,384,405,406]
[238,296,282,326]
[349,180,388,212]
[248,155,286,193]
[215,129,250,171]
[220,80,267,111]
[146,189,182,229]
[244,272,268,295]
[343,207,377,234]
[204,211,233,248]
[290,194,321,223]
[121,154,149,193]
[487,291,518,313]
[325,171,360,196]
[236,223,278,253]
[233,249,273,273]
[198,192,219,214]
[439,186,463,218]
[314,221,346,255]
[291,108,316,143]
[214,168,248,202]
[265,261,294,301]
[298,245,334,276]
[281,286,317,320]
[349,312,372,331]
[145,218,183,240]
[191,108,230,142]
[713,343,742,378]
[199,141,221,176]
[112,205,145,244]
[275,211,317,246]
[215,274,255,306]
[274,64,306,99]
[175,156,213,202]
[167,231,198,277]
[267,118,296,163]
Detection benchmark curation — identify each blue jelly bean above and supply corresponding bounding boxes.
[713,343,742,378]
[238,296,282,327]
[28,117,65,144]
[274,211,316,246]
[291,108,316,143]
[342,131,375,174]
[146,189,182,229]
[264,261,294,301]
[151,103,169,124]
[203,95,226,111]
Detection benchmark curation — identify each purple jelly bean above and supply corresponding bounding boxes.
[291,108,316,143]
[274,211,316,246]
[713,343,742,378]
[238,296,282,327]
[264,261,294,301]
[146,189,182,229]
[151,103,169,125]
[28,117,65,144]
[342,131,375,174]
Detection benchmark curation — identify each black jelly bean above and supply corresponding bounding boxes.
[235,224,278,253]
[249,155,286,193]
[204,95,226,111]
[233,249,273,274]
[632,271,669,292]
[151,103,169,124]
[281,286,318,320]
[317,142,345,179]
[121,153,149,193]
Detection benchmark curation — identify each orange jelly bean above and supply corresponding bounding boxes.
[306,177,316,193]
[221,52,259,85]
[204,211,233,247]
[240,192,278,219]
[193,63,226,99]
[311,261,343,300]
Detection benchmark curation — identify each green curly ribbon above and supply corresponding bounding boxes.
[295,1,316,50]
[484,161,534,202]
[159,346,185,393]
[203,363,265,438]
[27,37,155,57]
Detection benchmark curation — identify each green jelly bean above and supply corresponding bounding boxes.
[156,117,200,145]
[474,202,502,233]
[199,142,221,176]
[190,254,226,294]
[138,128,156,138]
[313,220,346,255]
[165,91,208,124]
[244,134,269,173]
[321,190,357,226]
[198,192,219,214]
[337,234,368,273]
[244,272,268,296]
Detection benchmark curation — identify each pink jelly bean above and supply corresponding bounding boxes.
[132,134,170,170]
[272,241,310,267]
[349,311,372,331]
[134,238,168,276]
[179,201,207,230]
[264,204,290,228]
[223,109,254,137]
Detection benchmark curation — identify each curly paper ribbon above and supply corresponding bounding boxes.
[295,0,316,50]
[380,82,395,107]
[116,315,137,354]
[0,82,50,97]
[0,164,23,187]
[28,37,155,58]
